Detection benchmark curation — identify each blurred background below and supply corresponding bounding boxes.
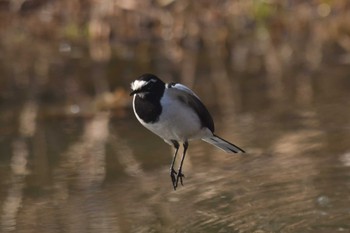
[1,0,350,232]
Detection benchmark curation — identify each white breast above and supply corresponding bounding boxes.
[134,89,212,143]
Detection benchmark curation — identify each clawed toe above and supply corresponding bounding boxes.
[169,141,188,190]
[170,168,177,190]
[176,171,185,187]
[170,168,185,190]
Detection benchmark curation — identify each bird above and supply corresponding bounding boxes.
[130,73,245,190]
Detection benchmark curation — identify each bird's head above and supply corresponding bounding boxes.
[130,73,165,98]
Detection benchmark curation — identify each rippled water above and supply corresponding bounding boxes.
[1,68,350,233]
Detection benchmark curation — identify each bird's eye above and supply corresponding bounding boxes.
[146,81,154,89]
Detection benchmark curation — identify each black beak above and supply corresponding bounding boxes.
[130,90,139,96]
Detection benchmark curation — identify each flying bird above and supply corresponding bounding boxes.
[130,73,245,190]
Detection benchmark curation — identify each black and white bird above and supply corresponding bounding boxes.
[130,73,245,190]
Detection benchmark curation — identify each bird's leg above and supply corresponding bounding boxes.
[176,141,188,188]
[170,140,179,190]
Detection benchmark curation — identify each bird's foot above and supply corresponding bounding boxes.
[170,168,177,190]
[175,170,185,188]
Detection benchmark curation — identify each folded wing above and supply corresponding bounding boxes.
[167,83,215,132]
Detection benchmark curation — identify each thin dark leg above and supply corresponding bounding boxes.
[170,140,179,190]
[175,141,188,188]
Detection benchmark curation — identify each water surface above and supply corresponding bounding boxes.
[1,65,350,233]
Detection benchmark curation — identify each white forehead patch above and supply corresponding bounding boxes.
[131,78,156,90]
[131,80,147,91]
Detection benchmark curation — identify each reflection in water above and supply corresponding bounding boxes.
[109,132,143,178]
[1,75,350,232]
[340,152,350,167]
[1,176,25,232]
[1,101,37,232]
[1,1,350,231]
[51,112,118,232]
[0,94,350,232]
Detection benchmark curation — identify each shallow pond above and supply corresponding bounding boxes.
[0,66,350,233]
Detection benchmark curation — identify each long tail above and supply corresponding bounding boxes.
[202,134,245,153]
